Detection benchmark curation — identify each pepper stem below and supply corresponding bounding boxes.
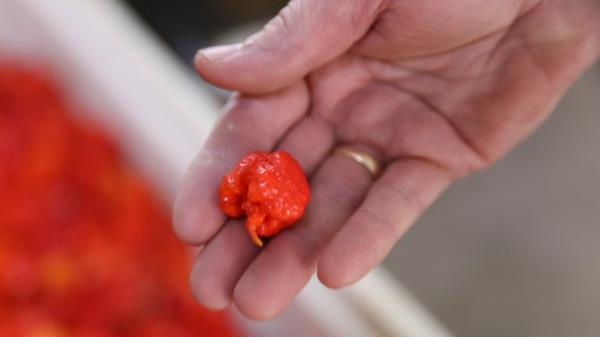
[245,211,265,247]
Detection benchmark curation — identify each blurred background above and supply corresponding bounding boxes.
[121,1,600,337]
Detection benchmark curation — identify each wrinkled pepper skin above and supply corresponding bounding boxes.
[219,151,310,246]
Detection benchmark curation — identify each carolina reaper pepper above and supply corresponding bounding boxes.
[219,151,310,246]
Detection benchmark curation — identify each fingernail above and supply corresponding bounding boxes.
[196,44,243,63]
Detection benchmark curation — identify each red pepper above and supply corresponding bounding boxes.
[219,151,310,246]
[0,62,245,337]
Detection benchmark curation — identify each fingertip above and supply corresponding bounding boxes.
[188,221,261,312]
[194,44,284,94]
[316,253,357,290]
[171,189,194,242]
[194,44,241,84]
[171,190,195,243]
[189,258,233,311]
[196,44,242,62]
[172,187,225,245]
[232,283,281,321]
[318,230,379,289]
[194,44,243,92]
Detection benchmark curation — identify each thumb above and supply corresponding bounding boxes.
[196,0,386,94]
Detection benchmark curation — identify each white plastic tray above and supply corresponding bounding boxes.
[0,1,454,336]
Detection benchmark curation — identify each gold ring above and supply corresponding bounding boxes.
[334,145,382,178]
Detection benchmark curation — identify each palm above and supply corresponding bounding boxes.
[174,0,599,320]
[313,0,596,170]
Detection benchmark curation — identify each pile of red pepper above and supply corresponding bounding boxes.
[0,62,244,337]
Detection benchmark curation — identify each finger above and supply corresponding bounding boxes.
[189,220,260,310]
[188,116,333,310]
[352,0,527,60]
[318,159,452,289]
[277,115,335,173]
[232,152,374,320]
[173,81,309,245]
[195,0,386,94]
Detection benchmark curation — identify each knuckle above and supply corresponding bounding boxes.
[384,177,427,214]
[358,207,399,239]
[349,0,386,37]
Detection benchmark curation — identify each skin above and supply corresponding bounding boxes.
[173,0,600,320]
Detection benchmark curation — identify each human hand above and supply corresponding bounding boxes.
[173,0,600,319]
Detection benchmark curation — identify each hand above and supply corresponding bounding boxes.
[173,0,600,319]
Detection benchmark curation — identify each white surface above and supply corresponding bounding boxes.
[0,1,453,336]
[342,268,454,337]
[0,0,218,201]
